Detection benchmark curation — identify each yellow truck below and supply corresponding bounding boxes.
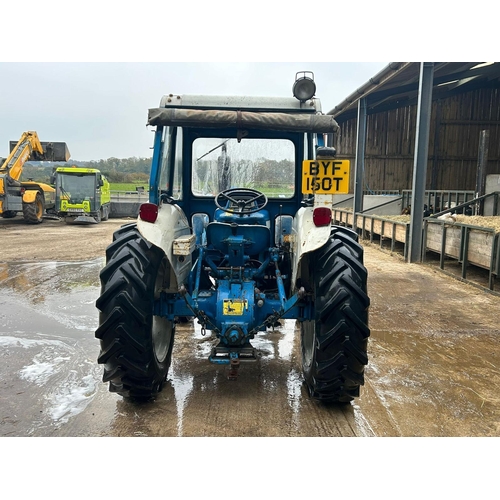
[0,131,70,223]
[51,166,111,223]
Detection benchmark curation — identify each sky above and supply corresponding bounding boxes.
[0,62,389,161]
[1,2,494,164]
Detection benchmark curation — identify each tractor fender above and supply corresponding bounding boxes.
[35,182,55,194]
[22,189,40,204]
[291,206,332,288]
[137,202,192,290]
[22,184,55,206]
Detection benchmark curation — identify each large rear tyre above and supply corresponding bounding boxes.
[23,192,44,224]
[301,226,370,403]
[95,223,174,399]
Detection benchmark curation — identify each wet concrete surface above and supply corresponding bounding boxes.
[1,244,500,437]
[0,260,102,435]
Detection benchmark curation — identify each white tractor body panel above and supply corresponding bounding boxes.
[291,206,331,288]
[137,203,192,290]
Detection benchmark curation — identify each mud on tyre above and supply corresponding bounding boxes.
[95,223,174,399]
[301,226,370,403]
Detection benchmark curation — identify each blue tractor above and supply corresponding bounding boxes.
[95,72,370,403]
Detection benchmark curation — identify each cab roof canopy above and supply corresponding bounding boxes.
[147,93,339,134]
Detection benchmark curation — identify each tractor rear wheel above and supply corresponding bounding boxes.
[95,223,174,399]
[23,192,44,224]
[301,226,370,403]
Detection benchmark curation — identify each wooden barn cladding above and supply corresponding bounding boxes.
[332,63,500,193]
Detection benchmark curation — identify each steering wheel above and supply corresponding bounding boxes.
[215,188,268,215]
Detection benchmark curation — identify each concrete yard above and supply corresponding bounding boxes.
[0,216,499,437]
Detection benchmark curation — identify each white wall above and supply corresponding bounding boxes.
[484,174,500,216]
[332,194,402,215]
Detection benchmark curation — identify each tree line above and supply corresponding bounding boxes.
[195,157,294,194]
[19,156,294,188]
[20,156,152,184]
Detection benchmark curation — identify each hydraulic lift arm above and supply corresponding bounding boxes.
[0,131,45,185]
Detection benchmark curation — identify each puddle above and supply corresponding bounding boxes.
[0,259,103,435]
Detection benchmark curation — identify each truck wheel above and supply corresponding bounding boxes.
[23,192,44,224]
[95,224,174,399]
[101,205,109,221]
[301,226,370,403]
[1,211,17,219]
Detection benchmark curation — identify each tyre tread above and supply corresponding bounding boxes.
[301,225,370,403]
[95,224,174,399]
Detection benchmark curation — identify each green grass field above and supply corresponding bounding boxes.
[109,182,293,197]
[110,182,149,192]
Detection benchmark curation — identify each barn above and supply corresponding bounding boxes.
[327,62,500,290]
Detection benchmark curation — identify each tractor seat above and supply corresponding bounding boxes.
[206,222,270,256]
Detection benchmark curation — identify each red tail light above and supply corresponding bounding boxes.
[139,203,158,223]
[313,207,332,227]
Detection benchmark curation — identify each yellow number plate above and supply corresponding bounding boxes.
[302,159,350,194]
[223,300,247,315]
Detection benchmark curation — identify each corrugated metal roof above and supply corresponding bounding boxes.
[328,62,500,121]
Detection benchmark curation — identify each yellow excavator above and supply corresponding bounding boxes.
[0,131,70,223]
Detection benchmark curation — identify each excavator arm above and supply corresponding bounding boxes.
[0,131,45,184]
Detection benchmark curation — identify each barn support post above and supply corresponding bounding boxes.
[430,99,442,190]
[475,129,489,216]
[408,62,434,263]
[353,97,367,231]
